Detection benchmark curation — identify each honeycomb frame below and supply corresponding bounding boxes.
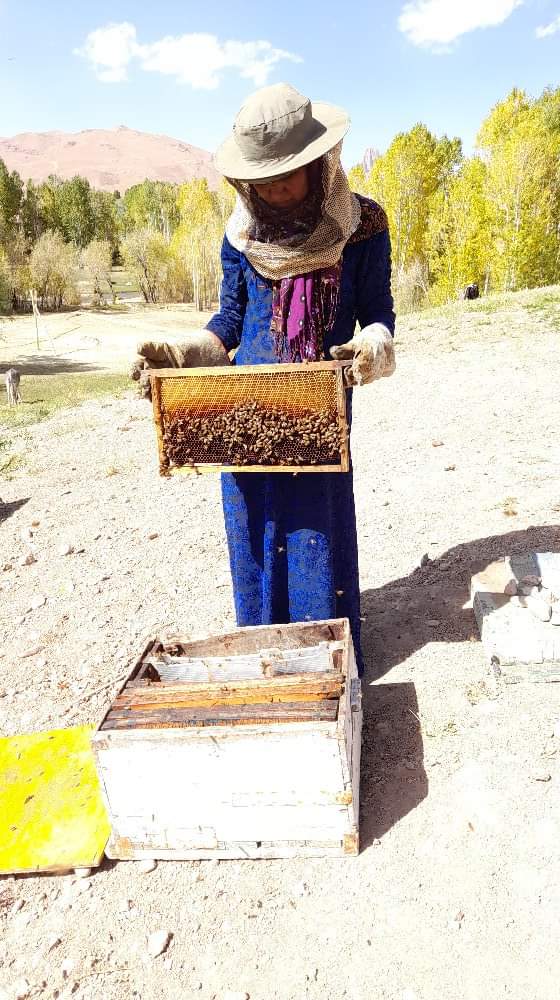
[150,361,350,475]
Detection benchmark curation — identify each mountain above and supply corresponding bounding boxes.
[0,125,220,192]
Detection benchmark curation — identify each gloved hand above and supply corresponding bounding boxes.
[130,329,229,398]
[329,323,395,387]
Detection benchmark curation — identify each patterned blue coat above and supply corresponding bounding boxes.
[206,197,395,675]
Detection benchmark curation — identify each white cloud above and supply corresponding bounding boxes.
[75,23,301,88]
[74,22,139,82]
[398,0,523,49]
[536,15,560,38]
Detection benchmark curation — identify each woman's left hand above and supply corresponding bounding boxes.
[330,323,396,386]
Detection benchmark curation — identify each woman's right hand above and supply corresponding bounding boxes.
[130,329,230,397]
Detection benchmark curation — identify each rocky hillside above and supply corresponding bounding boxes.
[0,125,220,192]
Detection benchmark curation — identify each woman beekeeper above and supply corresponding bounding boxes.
[135,83,395,675]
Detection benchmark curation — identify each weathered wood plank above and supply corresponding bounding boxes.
[156,621,346,658]
[101,700,338,730]
[152,360,348,378]
[115,672,343,709]
[106,836,350,860]
[168,463,345,475]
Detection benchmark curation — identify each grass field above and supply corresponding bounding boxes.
[1,371,130,433]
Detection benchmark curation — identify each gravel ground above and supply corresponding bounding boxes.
[1,301,560,1000]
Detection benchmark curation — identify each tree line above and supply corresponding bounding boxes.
[1,86,559,314]
[0,169,234,312]
[349,86,560,310]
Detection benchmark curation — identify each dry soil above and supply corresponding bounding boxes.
[1,297,559,1000]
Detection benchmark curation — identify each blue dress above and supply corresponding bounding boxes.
[206,197,395,675]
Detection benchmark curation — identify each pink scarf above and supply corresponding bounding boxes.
[270,264,342,362]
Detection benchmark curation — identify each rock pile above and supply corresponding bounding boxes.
[504,568,560,625]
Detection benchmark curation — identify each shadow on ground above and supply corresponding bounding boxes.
[360,681,426,849]
[357,524,560,846]
[360,524,560,680]
[0,358,103,377]
[0,497,30,524]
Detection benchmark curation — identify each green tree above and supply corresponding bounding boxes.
[477,87,560,291]
[91,190,119,250]
[121,228,174,303]
[21,179,44,243]
[171,179,226,309]
[365,124,462,275]
[426,157,493,303]
[120,180,179,239]
[0,159,23,244]
[29,230,79,309]
[81,239,113,305]
[56,176,96,247]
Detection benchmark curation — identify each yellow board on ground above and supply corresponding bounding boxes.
[0,725,110,874]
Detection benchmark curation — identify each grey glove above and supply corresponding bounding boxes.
[131,329,229,398]
[330,323,396,387]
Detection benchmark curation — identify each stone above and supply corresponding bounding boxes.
[420,553,430,567]
[533,771,551,782]
[292,881,308,897]
[147,930,171,958]
[3,562,13,572]
[58,543,74,556]
[20,528,33,543]
[222,993,250,1000]
[136,858,157,874]
[13,979,30,999]
[444,464,456,471]
[519,584,540,598]
[73,867,92,878]
[61,959,74,979]
[520,574,541,588]
[19,644,44,659]
[147,532,159,541]
[19,551,36,566]
[473,563,560,671]
[504,579,517,596]
[551,611,560,626]
[524,596,552,623]
[431,440,444,447]
[28,594,47,611]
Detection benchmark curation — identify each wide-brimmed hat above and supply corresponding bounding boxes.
[214,82,350,182]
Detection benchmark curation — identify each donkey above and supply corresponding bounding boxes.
[5,368,22,406]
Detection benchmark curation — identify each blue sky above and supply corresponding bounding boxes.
[2,0,560,167]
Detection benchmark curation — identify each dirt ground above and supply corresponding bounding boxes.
[1,295,560,1000]
[0,306,213,376]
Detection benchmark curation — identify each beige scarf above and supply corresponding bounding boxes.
[225,142,361,280]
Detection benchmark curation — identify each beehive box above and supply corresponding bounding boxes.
[92,619,362,860]
[150,361,350,475]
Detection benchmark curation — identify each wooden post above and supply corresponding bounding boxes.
[30,289,40,349]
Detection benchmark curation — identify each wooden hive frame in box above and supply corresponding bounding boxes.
[92,619,362,860]
[150,360,350,475]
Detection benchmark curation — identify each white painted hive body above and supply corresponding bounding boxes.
[92,619,362,860]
